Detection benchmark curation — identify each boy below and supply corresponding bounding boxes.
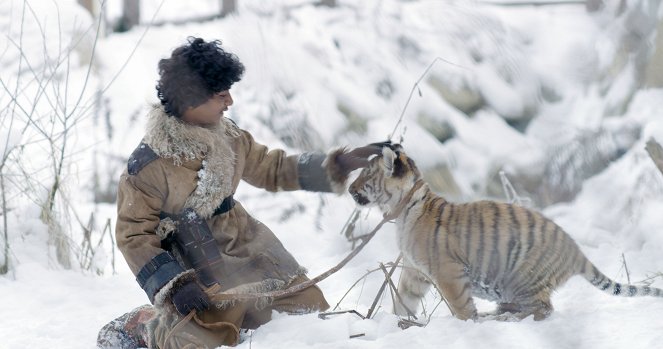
[97,37,379,348]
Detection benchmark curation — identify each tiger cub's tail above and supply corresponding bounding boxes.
[579,259,663,297]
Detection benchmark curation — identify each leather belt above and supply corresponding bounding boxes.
[212,195,235,216]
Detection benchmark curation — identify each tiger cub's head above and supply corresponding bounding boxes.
[349,143,421,209]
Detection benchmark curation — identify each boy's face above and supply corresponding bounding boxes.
[181,90,233,127]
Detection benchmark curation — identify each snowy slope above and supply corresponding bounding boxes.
[1,0,663,348]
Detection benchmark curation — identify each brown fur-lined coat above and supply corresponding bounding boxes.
[116,105,349,306]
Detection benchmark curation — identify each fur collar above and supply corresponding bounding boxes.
[144,105,240,218]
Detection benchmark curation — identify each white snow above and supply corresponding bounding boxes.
[1,0,663,348]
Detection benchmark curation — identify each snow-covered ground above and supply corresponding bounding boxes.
[1,0,663,348]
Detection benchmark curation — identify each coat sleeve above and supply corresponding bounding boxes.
[116,167,187,304]
[239,130,349,194]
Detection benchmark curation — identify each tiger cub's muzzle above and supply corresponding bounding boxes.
[350,189,370,206]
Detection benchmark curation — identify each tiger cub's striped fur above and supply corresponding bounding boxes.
[348,144,663,321]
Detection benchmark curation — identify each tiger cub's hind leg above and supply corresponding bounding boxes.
[527,295,554,321]
[508,294,554,321]
[478,298,553,322]
[394,261,432,317]
[434,262,478,321]
[478,303,523,322]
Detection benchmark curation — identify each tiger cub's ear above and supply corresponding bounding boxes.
[382,147,397,177]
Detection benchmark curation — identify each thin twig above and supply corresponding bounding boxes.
[379,262,417,319]
[621,253,631,285]
[499,170,530,206]
[80,212,94,269]
[347,233,374,243]
[332,266,384,311]
[318,309,366,320]
[340,208,360,245]
[366,254,402,319]
[397,264,454,319]
[0,172,9,274]
[105,218,116,274]
[388,57,468,141]
[426,298,445,323]
[637,272,663,287]
[67,0,104,119]
[99,0,165,95]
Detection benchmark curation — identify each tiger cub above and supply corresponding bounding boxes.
[348,143,663,321]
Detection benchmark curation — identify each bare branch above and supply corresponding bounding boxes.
[499,170,531,206]
[379,262,417,318]
[319,309,366,320]
[620,253,631,285]
[0,172,9,274]
[645,138,663,177]
[211,213,394,304]
[67,0,104,118]
[209,181,425,306]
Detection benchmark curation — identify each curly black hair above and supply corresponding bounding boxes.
[156,37,245,118]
